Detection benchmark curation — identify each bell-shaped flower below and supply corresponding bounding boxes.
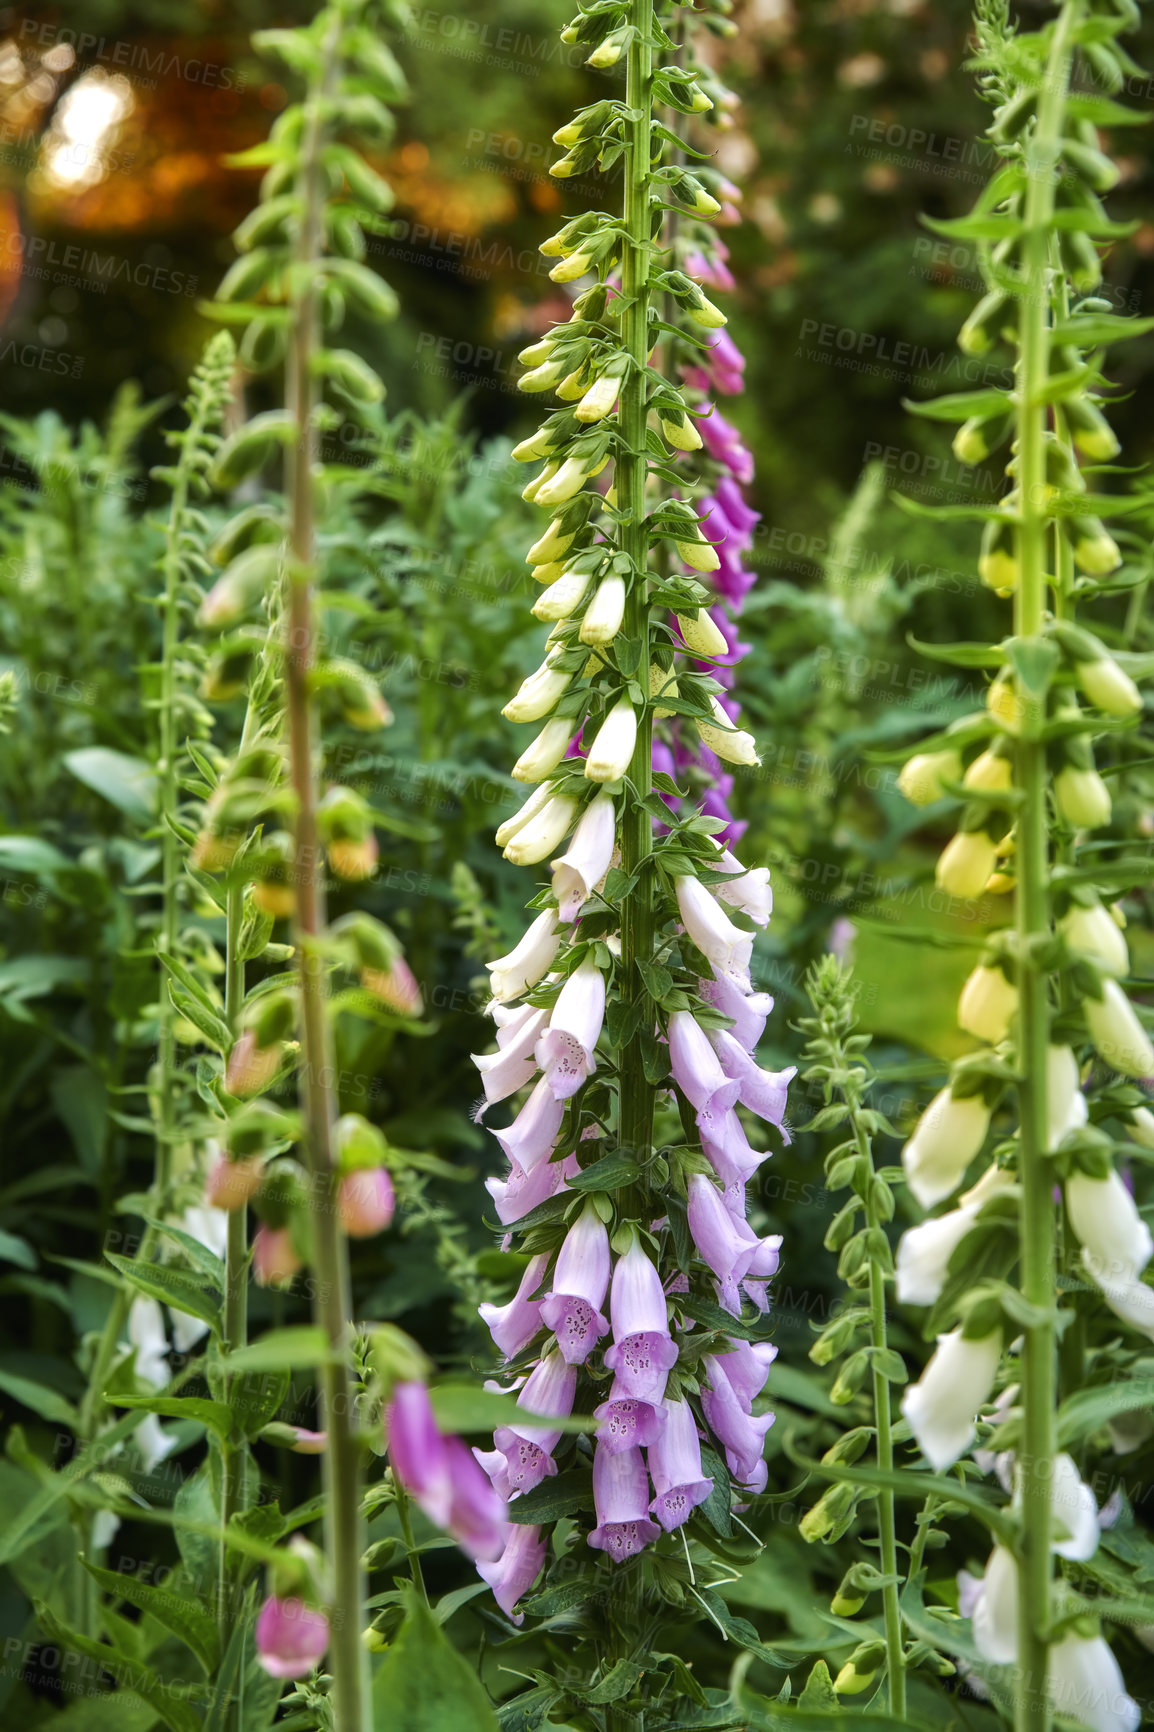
[493,1350,577,1495]
[902,1086,991,1209]
[488,909,560,1004]
[487,1151,579,1228]
[513,716,575,782]
[714,1337,777,1411]
[901,1326,1002,1472]
[711,1028,794,1130]
[531,567,590,623]
[536,958,604,1099]
[385,1381,453,1526]
[495,1076,565,1175]
[743,1232,782,1313]
[473,1006,549,1108]
[551,794,615,923]
[575,367,625,423]
[1066,1168,1153,1287]
[603,1238,679,1401]
[593,1378,667,1455]
[255,1596,330,1679]
[701,1353,775,1483]
[478,1251,550,1360]
[669,1010,740,1118]
[1084,979,1154,1079]
[1048,1631,1140,1732]
[676,874,752,986]
[687,1172,759,1313]
[1042,1452,1099,1562]
[128,1296,171,1390]
[540,1203,611,1363]
[504,793,577,865]
[1055,764,1112,829]
[338,1168,395,1238]
[970,1543,1019,1665]
[936,829,998,899]
[1062,901,1129,978]
[476,1522,547,1624]
[713,849,772,925]
[698,970,773,1050]
[579,575,626,646]
[896,1165,1012,1307]
[1048,1044,1088,1149]
[587,1443,661,1562]
[958,962,1018,1044]
[699,1104,764,1189]
[585,697,637,783]
[441,1434,508,1561]
[698,694,759,765]
[676,608,729,658]
[648,1398,714,1532]
[206,1152,264,1212]
[253,1224,302,1288]
[503,660,571,724]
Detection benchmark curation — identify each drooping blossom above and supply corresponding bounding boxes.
[478,1251,550,1360]
[492,1351,577,1495]
[255,1596,330,1679]
[648,1397,714,1531]
[587,1443,661,1562]
[385,1380,507,1561]
[539,1203,611,1363]
[536,957,605,1098]
[477,1522,547,1624]
[603,1237,678,1401]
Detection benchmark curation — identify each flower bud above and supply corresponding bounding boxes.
[698,696,759,766]
[575,369,625,424]
[649,662,679,718]
[898,748,963,805]
[835,1640,886,1695]
[1070,517,1121,575]
[585,698,637,783]
[587,23,630,67]
[496,780,557,848]
[255,1595,329,1679]
[518,360,565,393]
[675,534,721,573]
[964,748,1013,792]
[338,1167,395,1237]
[503,794,577,864]
[1129,1107,1154,1150]
[579,575,627,646]
[1055,765,1111,830]
[687,294,727,329]
[799,1480,857,1544]
[902,1086,991,1208]
[986,672,1023,733]
[503,659,571,724]
[1084,979,1154,1079]
[534,455,598,507]
[661,412,703,451]
[676,610,728,658]
[527,521,577,565]
[253,1223,302,1288]
[1077,656,1142,718]
[1065,397,1121,462]
[512,716,574,782]
[1061,901,1128,978]
[958,289,1008,356]
[226,1027,284,1097]
[958,963,1017,1045]
[936,830,997,899]
[978,516,1018,592]
[531,568,588,621]
[206,1153,264,1212]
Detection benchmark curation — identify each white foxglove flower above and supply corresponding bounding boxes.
[970,1543,1019,1665]
[488,909,560,1003]
[902,1087,991,1209]
[495,782,555,849]
[473,1007,549,1106]
[128,1296,171,1390]
[1078,656,1142,718]
[504,794,577,865]
[1062,902,1129,978]
[574,368,625,423]
[1055,765,1112,829]
[532,569,589,623]
[1048,1632,1140,1732]
[518,359,565,393]
[1047,1044,1088,1149]
[585,698,637,782]
[901,1326,1001,1472]
[936,831,997,900]
[551,795,615,923]
[677,610,728,658]
[958,963,1018,1044]
[1084,980,1154,1079]
[698,696,759,766]
[579,575,626,646]
[896,1165,1011,1307]
[1066,1169,1153,1284]
[675,873,753,987]
[527,520,578,566]
[1045,1453,1099,1562]
[660,412,702,451]
[963,749,1013,793]
[503,658,571,724]
[713,849,772,926]
[535,455,599,507]
[513,717,574,783]
[1129,1106,1154,1149]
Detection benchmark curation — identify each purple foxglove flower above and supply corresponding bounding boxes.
[443,1433,508,1560]
[701,1353,775,1483]
[698,971,773,1051]
[714,1338,777,1412]
[385,1381,452,1524]
[255,1595,330,1679]
[668,1009,741,1117]
[648,1398,714,1532]
[536,958,605,1099]
[713,850,772,926]
[687,1172,762,1314]
[477,1521,547,1623]
[486,1152,579,1227]
[675,874,752,986]
[587,1442,661,1562]
[603,1238,679,1401]
[711,1029,794,1134]
[495,1075,565,1175]
[551,793,615,922]
[714,475,760,539]
[698,406,754,482]
[473,1006,548,1108]
[478,1250,550,1359]
[735,1457,768,1497]
[472,1444,511,1501]
[593,1377,668,1454]
[699,1105,763,1188]
[684,247,736,294]
[494,1350,577,1494]
[742,1234,782,1313]
[540,1203,611,1363]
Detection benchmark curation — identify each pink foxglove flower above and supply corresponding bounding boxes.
[713,849,772,924]
[710,1029,794,1131]
[385,1381,507,1561]
[593,1378,668,1454]
[478,1251,550,1360]
[473,1006,549,1107]
[442,1434,508,1561]
[698,970,773,1050]
[675,874,752,985]
[539,1203,611,1363]
[669,1010,740,1119]
[253,1224,301,1288]
[603,1238,679,1401]
[495,1076,566,1174]
[587,1443,661,1562]
[493,1351,576,1495]
[205,1152,263,1211]
[477,1522,547,1624]
[551,794,615,922]
[687,1172,759,1313]
[701,1353,775,1485]
[255,1595,330,1679]
[648,1397,714,1532]
[536,958,605,1099]
[337,1167,395,1238]
[487,1152,579,1227]
[714,1338,777,1411]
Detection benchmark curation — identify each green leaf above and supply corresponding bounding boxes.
[0,1227,37,1270]
[108,1393,237,1443]
[584,1659,644,1704]
[168,985,233,1052]
[64,748,157,822]
[223,1326,336,1374]
[1056,1378,1154,1447]
[428,1382,593,1437]
[505,1468,593,1525]
[371,1592,500,1731]
[694,1589,792,1668]
[81,1558,220,1671]
[105,1252,221,1333]
[1052,314,1154,347]
[568,1152,642,1192]
[696,1444,732,1537]
[34,1603,201,1732]
[143,1216,225,1285]
[906,634,1006,669]
[0,1368,78,1426]
[903,388,1010,423]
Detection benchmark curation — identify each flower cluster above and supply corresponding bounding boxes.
[468,0,790,1628]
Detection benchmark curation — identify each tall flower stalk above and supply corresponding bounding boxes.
[471,1,791,1722]
[898,3,1149,1728]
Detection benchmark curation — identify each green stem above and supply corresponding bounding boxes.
[285,16,370,1732]
[863,1177,905,1717]
[393,1480,428,1607]
[219,881,249,1644]
[1013,9,1080,1728]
